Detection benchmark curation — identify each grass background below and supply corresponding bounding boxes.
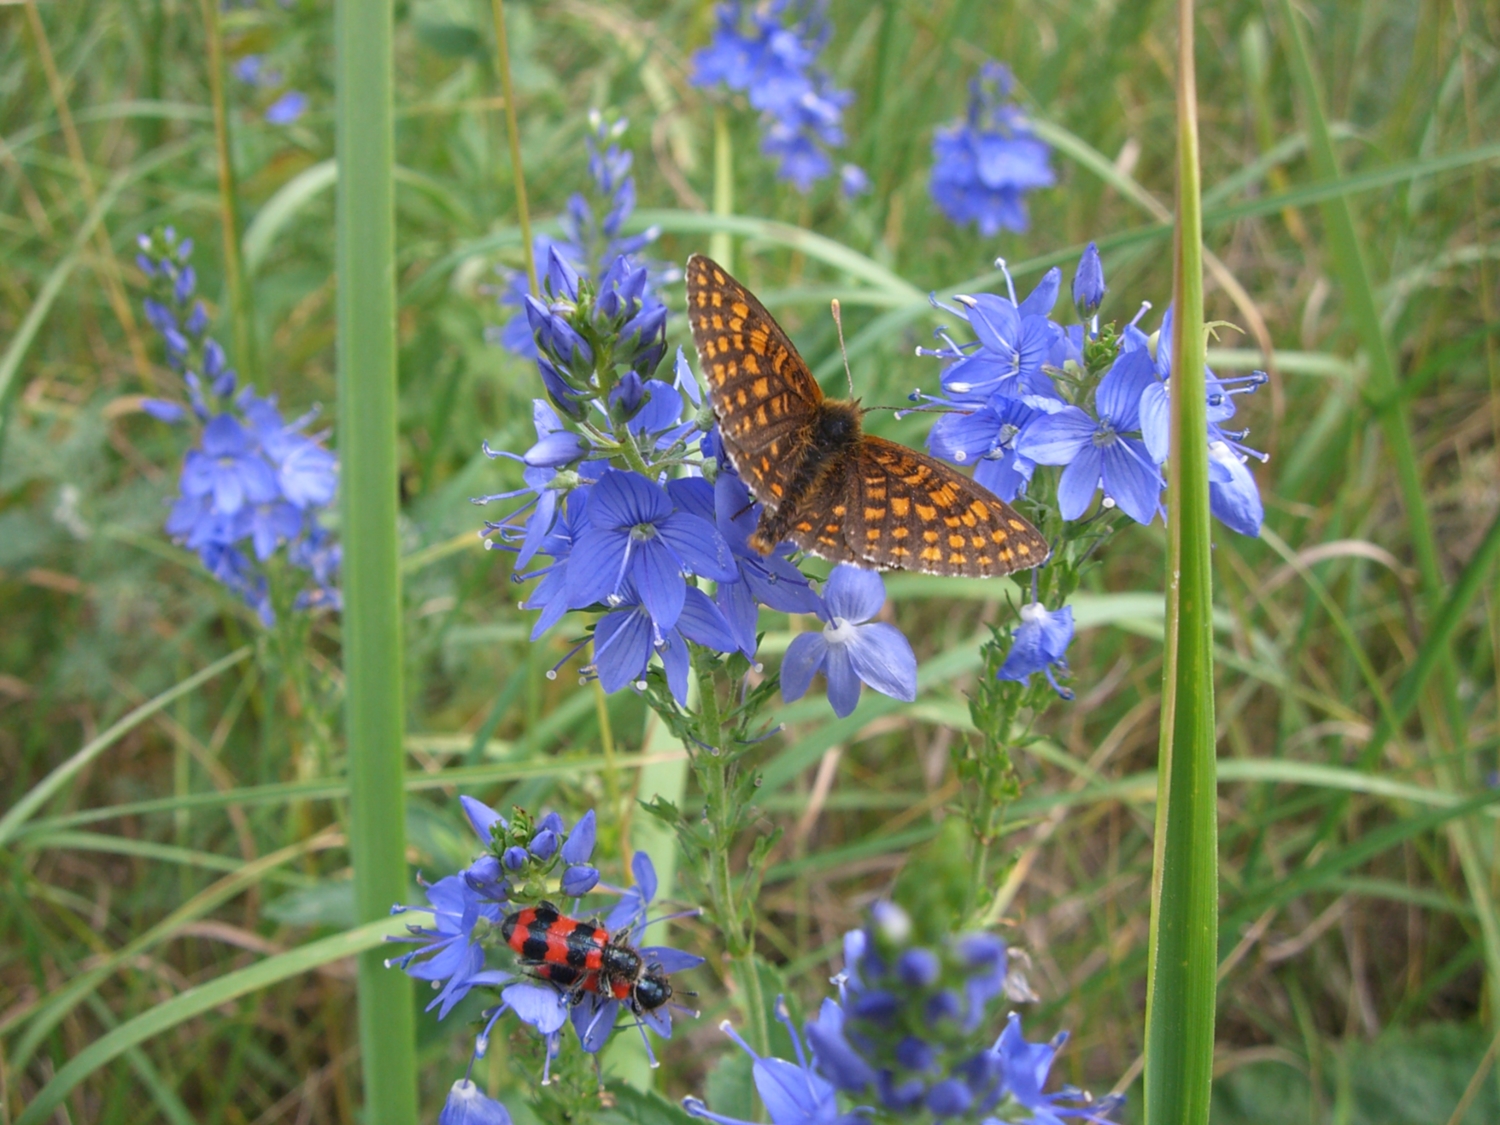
[2,0,1498,1122]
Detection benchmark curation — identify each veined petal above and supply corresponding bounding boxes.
[589,468,672,529]
[677,586,739,653]
[632,539,688,629]
[1095,345,1156,429]
[823,643,862,718]
[661,630,691,704]
[1016,407,1095,466]
[1016,267,1061,318]
[822,565,885,624]
[780,632,828,703]
[1055,447,1103,520]
[503,982,570,1033]
[1100,439,1162,525]
[1139,380,1170,466]
[565,528,629,608]
[658,511,736,580]
[843,622,917,703]
[593,608,653,692]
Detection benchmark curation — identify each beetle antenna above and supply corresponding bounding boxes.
[831,299,855,398]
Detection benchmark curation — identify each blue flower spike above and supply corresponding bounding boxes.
[137,228,340,623]
[930,62,1054,235]
[781,566,917,718]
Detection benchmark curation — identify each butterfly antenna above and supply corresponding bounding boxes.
[830,299,855,398]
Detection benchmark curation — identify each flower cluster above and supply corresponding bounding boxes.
[476,128,917,720]
[692,1,866,194]
[389,800,703,1086]
[684,902,1123,1125]
[919,247,1267,529]
[490,112,671,360]
[930,63,1054,236]
[914,244,1267,694]
[137,229,340,625]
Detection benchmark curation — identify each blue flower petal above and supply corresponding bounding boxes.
[633,850,659,904]
[843,622,917,704]
[641,946,704,973]
[1015,407,1095,466]
[822,565,884,624]
[823,643,862,718]
[461,796,505,842]
[561,809,596,864]
[633,539,688,630]
[1099,439,1162,525]
[593,608,653,692]
[657,511,736,580]
[590,469,672,529]
[1055,446,1103,520]
[439,1079,512,1125]
[780,633,828,703]
[1095,346,1156,428]
[503,982,570,1033]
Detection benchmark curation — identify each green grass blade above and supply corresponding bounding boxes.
[1144,4,1217,1123]
[0,646,251,848]
[13,916,408,1125]
[335,0,418,1117]
[1275,0,1441,600]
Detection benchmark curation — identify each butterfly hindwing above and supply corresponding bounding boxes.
[848,438,1049,577]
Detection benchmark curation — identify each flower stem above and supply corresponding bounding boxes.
[691,650,770,1057]
[710,107,734,270]
[490,0,538,297]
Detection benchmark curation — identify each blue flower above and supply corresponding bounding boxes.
[997,601,1075,699]
[930,63,1054,236]
[566,469,735,630]
[927,392,1039,503]
[241,396,338,508]
[684,998,865,1125]
[439,1080,512,1125]
[840,163,870,197]
[1208,440,1264,537]
[919,267,1065,403]
[692,1,855,192]
[181,415,279,515]
[1072,243,1106,318]
[781,566,917,718]
[991,1014,1124,1125]
[591,580,740,704]
[386,875,509,1019]
[1016,344,1162,525]
[265,90,308,125]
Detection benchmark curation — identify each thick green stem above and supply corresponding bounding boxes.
[710,108,733,270]
[335,0,417,1119]
[1143,4,1217,1123]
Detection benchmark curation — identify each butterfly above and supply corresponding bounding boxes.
[685,254,1048,578]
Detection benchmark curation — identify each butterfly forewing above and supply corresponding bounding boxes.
[686,254,821,506]
[686,254,1047,578]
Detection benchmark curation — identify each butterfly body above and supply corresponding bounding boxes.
[686,254,1048,578]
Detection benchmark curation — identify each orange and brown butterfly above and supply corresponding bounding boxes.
[684,254,1048,578]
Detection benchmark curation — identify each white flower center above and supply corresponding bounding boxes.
[1019,602,1049,624]
[823,616,859,646]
